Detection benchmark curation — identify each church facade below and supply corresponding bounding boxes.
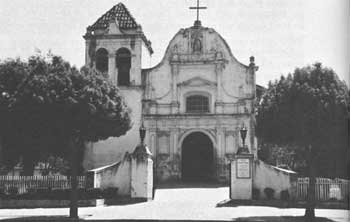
[83,3,259,183]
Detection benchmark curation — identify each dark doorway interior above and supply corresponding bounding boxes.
[181,132,214,182]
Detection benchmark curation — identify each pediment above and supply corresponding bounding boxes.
[177,76,217,87]
[108,21,123,34]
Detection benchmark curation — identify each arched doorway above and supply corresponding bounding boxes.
[181,132,214,181]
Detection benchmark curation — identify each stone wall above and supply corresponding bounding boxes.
[253,160,297,199]
[88,153,131,196]
[88,146,153,199]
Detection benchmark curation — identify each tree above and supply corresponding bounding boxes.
[0,54,131,218]
[256,63,349,220]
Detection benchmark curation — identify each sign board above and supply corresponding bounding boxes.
[236,158,251,178]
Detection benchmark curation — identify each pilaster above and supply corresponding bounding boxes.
[171,64,179,103]
[216,127,224,179]
[249,56,258,98]
[215,63,224,102]
[148,128,157,157]
[108,53,116,82]
[170,128,179,157]
[215,63,224,113]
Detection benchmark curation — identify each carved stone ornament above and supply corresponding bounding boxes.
[191,30,203,53]
[193,38,202,52]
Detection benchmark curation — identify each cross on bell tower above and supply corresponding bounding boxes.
[189,0,207,27]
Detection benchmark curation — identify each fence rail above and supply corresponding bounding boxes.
[0,175,86,194]
[296,177,350,201]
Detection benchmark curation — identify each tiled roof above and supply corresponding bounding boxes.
[87,3,138,31]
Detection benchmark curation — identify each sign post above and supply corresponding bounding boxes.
[236,158,251,179]
[230,153,254,200]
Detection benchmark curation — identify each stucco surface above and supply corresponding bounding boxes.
[83,5,258,183]
[253,160,297,199]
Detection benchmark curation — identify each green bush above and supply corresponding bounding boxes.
[264,187,275,200]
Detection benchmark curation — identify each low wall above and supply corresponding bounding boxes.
[0,199,105,209]
[253,160,297,199]
[88,153,131,196]
[87,145,153,199]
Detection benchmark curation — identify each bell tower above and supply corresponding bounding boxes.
[83,3,153,86]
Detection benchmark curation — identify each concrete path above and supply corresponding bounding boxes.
[0,183,348,221]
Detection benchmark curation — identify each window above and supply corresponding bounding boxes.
[186,95,209,113]
[95,48,109,74]
[116,48,131,86]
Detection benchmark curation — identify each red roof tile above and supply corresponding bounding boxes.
[88,3,138,31]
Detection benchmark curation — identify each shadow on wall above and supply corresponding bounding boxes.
[253,160,298,200]
[87,152,132,196]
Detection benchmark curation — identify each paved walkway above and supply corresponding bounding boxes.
[0,183,348,221]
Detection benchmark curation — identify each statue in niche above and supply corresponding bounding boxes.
[193,38,202,53]
[172,44,179,55]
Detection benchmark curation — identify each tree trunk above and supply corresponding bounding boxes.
[69,138,79,219]
[305,145,316,221]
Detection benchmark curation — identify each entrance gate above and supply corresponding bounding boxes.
[181,132,214,181]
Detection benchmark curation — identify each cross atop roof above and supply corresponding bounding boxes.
[189,0,207,26]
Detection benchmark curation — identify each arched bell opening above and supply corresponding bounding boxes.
[116,48,131,86]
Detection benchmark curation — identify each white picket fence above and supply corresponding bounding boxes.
[297,177,350,201]
[0,175,86,194]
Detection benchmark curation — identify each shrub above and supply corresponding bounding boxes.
[35,187,51,199]
[0,187,7,198]
[48,188,69,200]
[7,187,18,196]
[0,187,5,195]
[59,189,71,200]
[26,188,37,194]
[252,188,260,200]
[280,190,290,201]
[78,188,87,199]
[0,187,116,200]
[17,192,31,200]
[102,187,118,199]
[86,188,103,199]
[264,187,275,200]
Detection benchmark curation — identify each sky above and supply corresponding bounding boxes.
[0,0,348,87]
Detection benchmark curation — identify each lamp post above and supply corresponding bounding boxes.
[139,123,146,146]
[237,125,249,155]
[240,126,247,148]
